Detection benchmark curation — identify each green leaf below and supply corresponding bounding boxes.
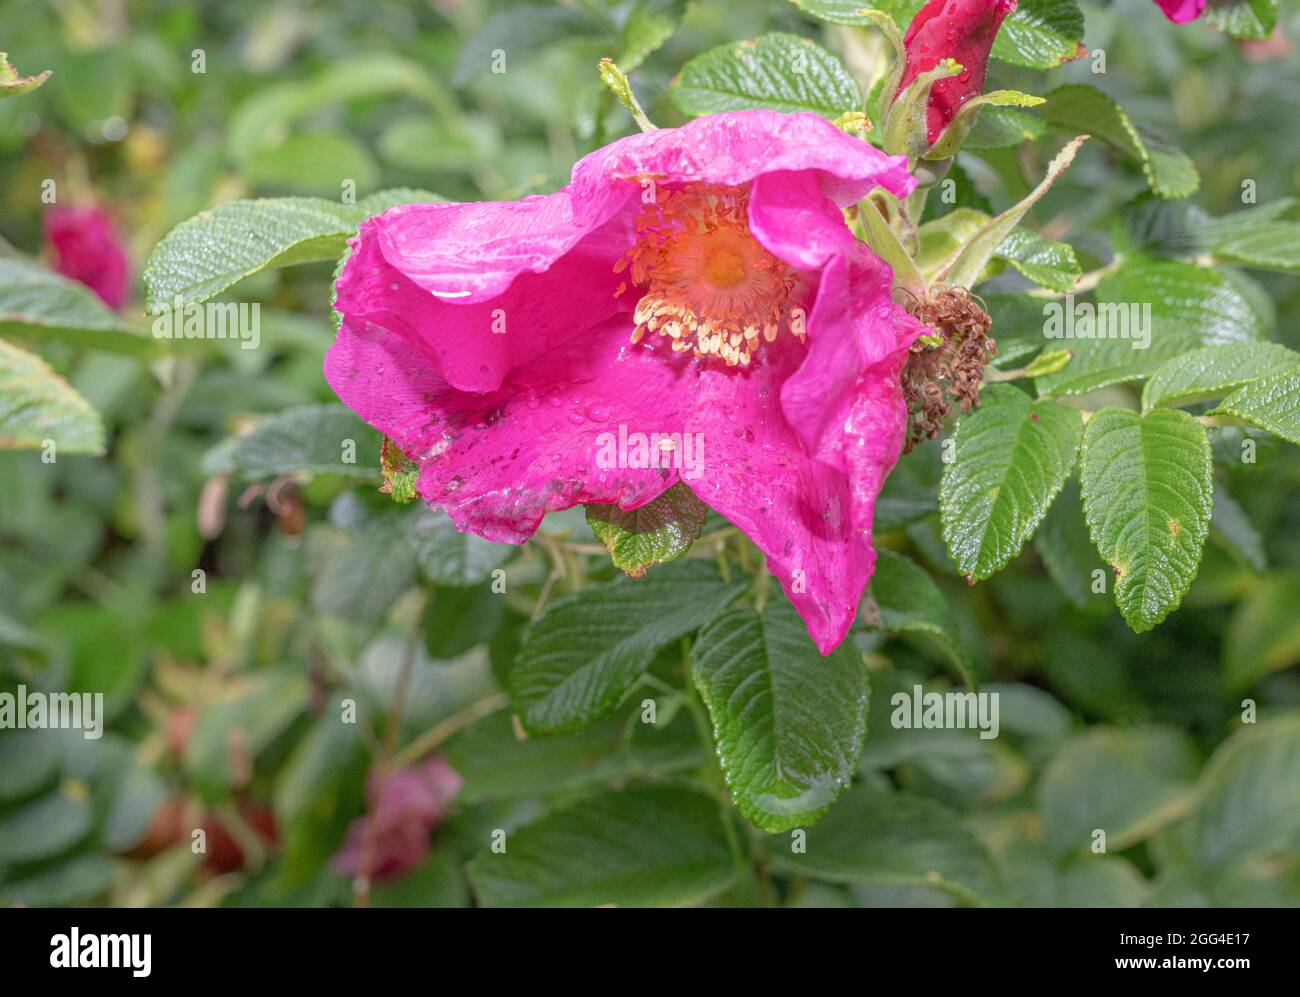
[1142,342,1300,412]
[1224,576,1300,691]
[1042,84,1198,198]
[406,506,514,587]
[991,0,1085,70]
[621,0,687,71]
[760,783,1001,904]
[0,51,50,97]
[0,853,112,906]
[924,90,1046,160]
[965,106,1046,150]
[423,580,505,658]
[586,484,708,579]
[1209,366,1300,445]
[510,559,744,734]
[0,729,58,802]
[1039,726,1198,858]
[0,789,93,863]
[937,135,1088,289]
[1205,0,1278,39]
[1209,482,1266,573]
[863,549,976,686]
[1192,713,1300,868]
[0,338,104,454]
[598,59,657,133]
[940,384,1083,582]
[143,191,437,310]
[1079,407,1214,632]
[670,34,860,118]
[994,228,1080,293]
[1037,259,1265,397]
[467,784,735,907]
[1199,200,1300,272]
[691,599,870,832]
[1033,479,1109,609]
[0,258,149,356]
[224,403,380,481]
[446,706,702,804]
[787,0,925,26]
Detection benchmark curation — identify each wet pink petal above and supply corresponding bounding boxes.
[328,110,920,653]
[1154,0,1205,23]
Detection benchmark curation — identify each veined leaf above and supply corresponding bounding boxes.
[1142,342,1300,412]
[510,559,744,734]
[586,483,709,579]
[0,51,50,97]
[0,258,150,356]
[670,34,860,118]
[994,227,1081,293]
[0,338,104,454]
[144,190,438,310]
[941,384,1083,582]
[863,549,976,686]
[1042,84,1198,198]
[467,784,735,907]
[692,599,870,831]
[1209,366,1300,445]
[1079,407,1213,632]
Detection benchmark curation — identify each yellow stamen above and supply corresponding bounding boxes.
[616,183,801,367]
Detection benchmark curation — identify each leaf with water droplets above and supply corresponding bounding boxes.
[1080,407,1213,633]
[0,258,150,356]
[691,598,870,832]
[670,33,861,118]
[1142,342,1300,412]
[1209,366,1300,445]
[586,483,709,579]
[0,337,104,454]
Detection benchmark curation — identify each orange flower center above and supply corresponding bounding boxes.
[614,183,801,367]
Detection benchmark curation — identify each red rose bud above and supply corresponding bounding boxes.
[43,204,131,310]
[895,0,1018,146]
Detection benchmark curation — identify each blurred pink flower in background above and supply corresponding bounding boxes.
[43,203,131,310]
[331,756,463,882]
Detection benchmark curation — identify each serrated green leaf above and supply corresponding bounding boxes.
[940,385,1083,582]
[467,784,735,907]
[994,228,1080,293]
[1039,726,1198,858]
[1192,713,1300,868]
[446,706,702,805]
[760,782,1001,904]
[1142,342,1300,412]
[0,338,104,454]
[1205,0,1278,39]
[991,0,1085,70]
[144,191,437,310]
[863,549,975,686]
[1079,407,1214,632]
[692,599,870,832]
[510,559,744,734]
[586,484,708,579]
[1042,84,1198,198]
[937,135,1087,289]
[1209,365,1300,445]
[406,506,514,587]
[0,258,149,356]
[1203,212,1300,273]
[1037,259,1265,397]
[225,403,380,481]
[670,34,860,118]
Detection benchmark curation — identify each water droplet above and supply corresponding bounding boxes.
[585,403,611,423]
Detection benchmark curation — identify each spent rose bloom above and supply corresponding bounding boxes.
[894,0,1018,146]
[43,204,131,310]
[331,756,462,882]
[326,110,925,653]
[1153,0,1205,23]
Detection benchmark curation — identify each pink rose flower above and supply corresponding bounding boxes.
[43,204,131,310]
[1153,0,1205,24]
[331,756,463,882]
[894,0,1018,146]
[326,110,925,653]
